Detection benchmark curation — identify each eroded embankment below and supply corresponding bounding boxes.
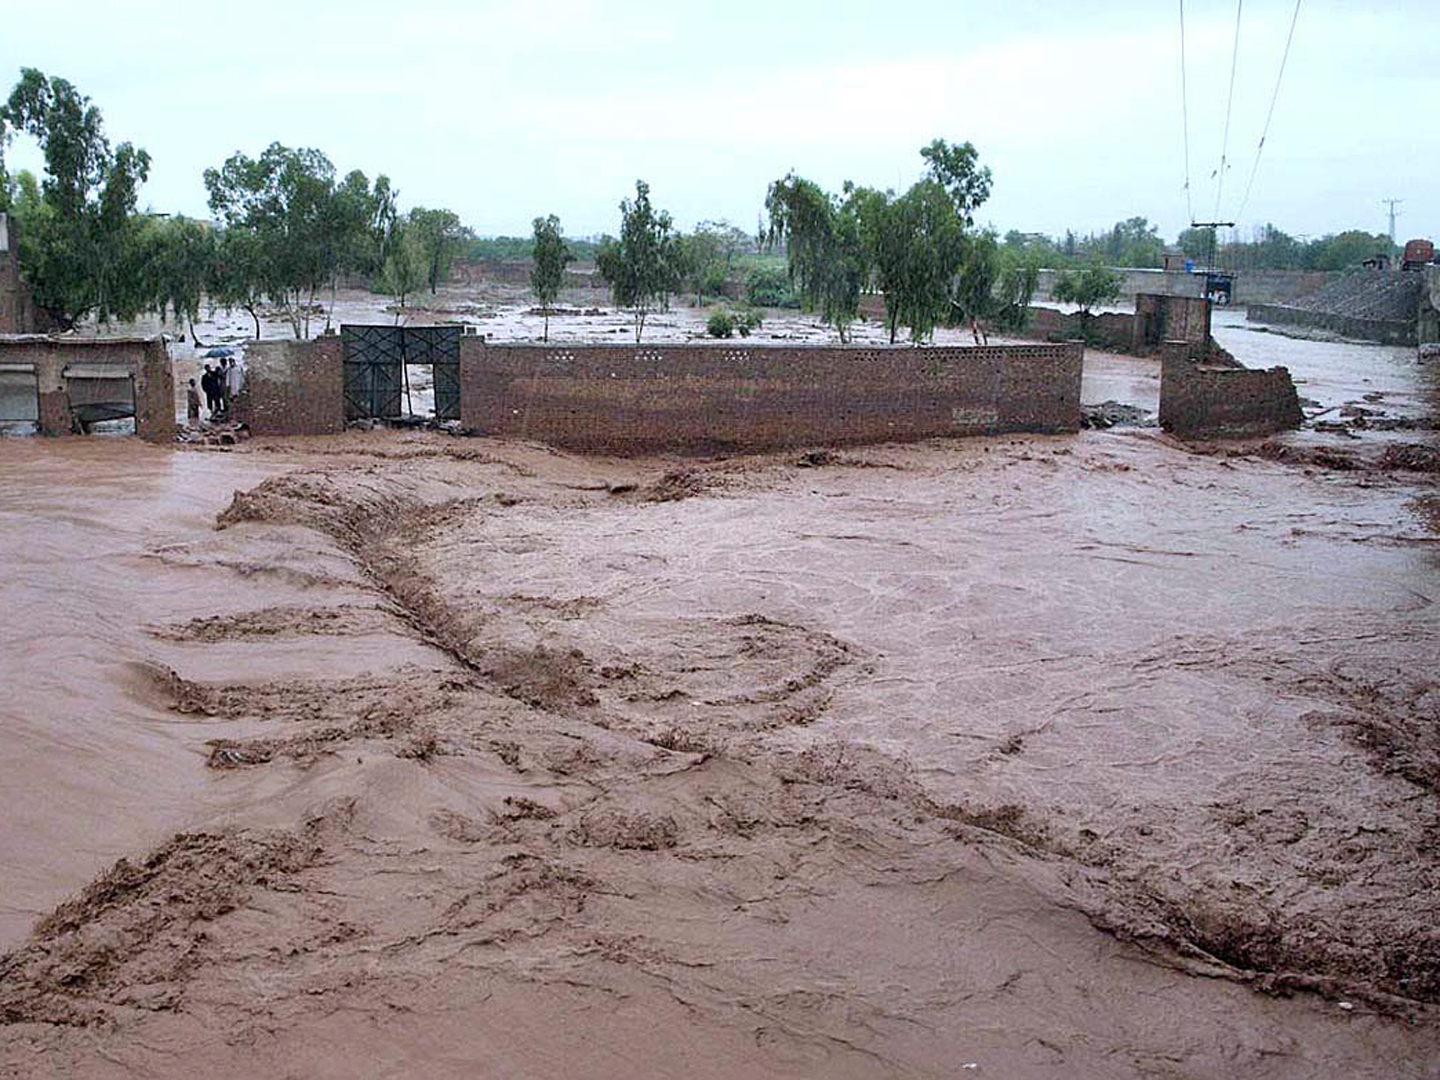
[3,443,1438,1079]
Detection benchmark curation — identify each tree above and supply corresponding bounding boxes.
[951,233,1039,344]
[1051,264,1124,342]
[530,214,573,342]
[139,215,215,342]
[919,139,992,227]
[1,68,153,328]
[378,221,427,323]
[869,179,965,343]
[595,180,679,343]
[208,224,268,339]
[204,142,393,339]
[408,207,467,294]
[764,173,866,342]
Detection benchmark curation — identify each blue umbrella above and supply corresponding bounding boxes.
[204,346,235,359]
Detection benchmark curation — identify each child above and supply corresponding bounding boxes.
[186,378,201,428]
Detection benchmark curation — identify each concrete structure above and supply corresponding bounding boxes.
[1020,293,1213,359]
[457,341,1083,455]
[1157,340,1302,439]
[0,335,174,441]
[1418,266,1440,350]
[1245,270,1423,345]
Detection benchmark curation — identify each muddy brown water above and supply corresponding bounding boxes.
[1,323,1438,1078]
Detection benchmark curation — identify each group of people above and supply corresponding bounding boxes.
[185,356,244,428]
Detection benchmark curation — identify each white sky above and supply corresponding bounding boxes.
[3,0,1436,242]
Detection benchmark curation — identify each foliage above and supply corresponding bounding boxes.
[675,220,750,303]
[595,180,679,343]
[763,173,867,342]
[745,263,798,307]
[137,215,215,336]
[919,139,992,227]
[1,68,154,328]
[208,224,268,338]
[461,234,603,264]
[204,142,393,338]
[408,207,469,293]
[1051,264,1124,313]
[867,179,966,343]
[378,221,427,320]
[951,233,1039,342]
[530,214,574,342]
[706,308,734,338]
[706,305,762,338]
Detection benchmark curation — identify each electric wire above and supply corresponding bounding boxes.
[1236,0,1302,224]
[1212,0,1244,222]
[1179,0,1194,224]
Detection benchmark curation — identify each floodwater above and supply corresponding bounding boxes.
[1,313,1438,1078]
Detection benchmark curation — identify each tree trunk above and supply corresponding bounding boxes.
[246,305,261,340]
[543,311,549,343]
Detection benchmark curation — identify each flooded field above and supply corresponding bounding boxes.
[1,304,1438,1078]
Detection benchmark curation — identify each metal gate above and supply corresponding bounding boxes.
[341,325,461,421]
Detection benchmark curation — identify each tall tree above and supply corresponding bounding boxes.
[204,143,392,339]
[378,221,427,324]
[764,173,866,342]
[408,207,467,294]
[1051,264,1124,342]
[869,179,965,343]
[530,214,573,343]
[1,68,153,328]
[595,180,679,343]
[919,139,992,227]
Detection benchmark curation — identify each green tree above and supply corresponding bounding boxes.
[595,180,679,343]
[870,179,965,343]
[139,215,215,342]
[208,224,269,339]
[1051,263,1124,342]
[952,233,1039,343]
[764,173,866,342]
[408,207,467,294]
[1,68,153,328]
[204,142,392,339]
[530,214,574,342]
[379,221,427,323]
[919,139,993,227]
[1306,230,1394,271]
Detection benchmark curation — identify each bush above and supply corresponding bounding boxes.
[734,306,762,336]
[746,264,798,308]
[707,309,735,338]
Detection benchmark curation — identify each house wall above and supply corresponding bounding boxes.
[233,335,345,436]
[0,335,174,441]
[1157,341,1303,439]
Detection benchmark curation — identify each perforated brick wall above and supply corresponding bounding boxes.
[458,341,1082,455]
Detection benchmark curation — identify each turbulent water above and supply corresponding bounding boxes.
[1,325,1438,1079]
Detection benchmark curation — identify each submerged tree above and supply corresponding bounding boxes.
[379,221,427,323]
[530,214,574,343]
[1,68,153,328]
[595,180,679,343]
[951,232,1039,344]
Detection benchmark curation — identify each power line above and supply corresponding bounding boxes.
[1236,0,1303,224]
[1179,0,1194,224]
[1212,0,1244,221]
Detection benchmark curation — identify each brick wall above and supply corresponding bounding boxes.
[1133,293,1211,355]
[0,335,174,441]
[458,341,1082,455]
[1022,306,1133,352]
[234,335,344,435]
[0,213,33,335]
[1157,341,1303,439]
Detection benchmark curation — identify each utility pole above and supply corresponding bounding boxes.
[1382,198,1403,245]
[1190,220,1235,270]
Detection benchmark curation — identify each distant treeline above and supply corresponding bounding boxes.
[1001,217,1400,273]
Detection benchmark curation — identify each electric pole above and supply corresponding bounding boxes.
[1382,198,1403,245]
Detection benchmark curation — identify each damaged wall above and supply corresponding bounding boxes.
[0,335,174,441]
[458,341,1083,455]
[1158,341,1303,439]
[233,335,345,436]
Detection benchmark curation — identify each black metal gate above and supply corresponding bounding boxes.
[341,325,461,421]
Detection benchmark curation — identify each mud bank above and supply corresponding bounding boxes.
[2,429,1437,1079]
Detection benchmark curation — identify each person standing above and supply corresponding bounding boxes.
[186,378,201,428]
[201,364,219,417]
[224,357,243,417]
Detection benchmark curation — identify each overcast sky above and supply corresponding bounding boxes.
[3,1,1436,243]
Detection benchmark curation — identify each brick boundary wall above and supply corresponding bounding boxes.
[457,341,1083,455]
[1157,341,1303,439]
[0,335,174,441]
[234,336,345,436]
[1245,302,1417,346]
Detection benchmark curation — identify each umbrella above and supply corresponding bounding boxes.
[204,346,235,359]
